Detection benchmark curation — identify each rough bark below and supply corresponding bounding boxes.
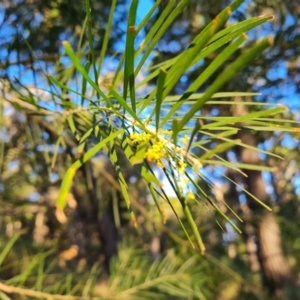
[232,99,291,296]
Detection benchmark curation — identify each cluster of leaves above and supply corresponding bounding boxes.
[52,0,297,252]
[1,0,300,298]
[0,230,269,299]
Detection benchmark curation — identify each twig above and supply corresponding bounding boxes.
[59,104,204,169]
[0,282,95,300]
[4,97,56,115]
[5,94,203,170]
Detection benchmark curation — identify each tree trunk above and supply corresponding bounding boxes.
[233,100,291,296]
[257,212,291,296]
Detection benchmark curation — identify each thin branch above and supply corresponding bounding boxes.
[61,105,204,170]
[0,282,95,300]
[4,97,55,115]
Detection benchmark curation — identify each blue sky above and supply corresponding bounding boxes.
[2,0,300,201]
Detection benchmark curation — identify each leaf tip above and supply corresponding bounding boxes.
[55,208,68,224]
[139,39,145,50]
[160,67,168,74]
[268,36,274,46]
[242,32,248,40]
[200,246,206,255]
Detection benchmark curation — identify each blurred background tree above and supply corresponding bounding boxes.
[151,0,300,298]
[0,0,299,299]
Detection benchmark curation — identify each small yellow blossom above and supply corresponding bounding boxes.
[144,139,166,168]
[183,178,189,184]
[181,135,189,144]
[159,129,173,135]
[130,132,152,143]
[187,191,195,200]
[178,160,187,174]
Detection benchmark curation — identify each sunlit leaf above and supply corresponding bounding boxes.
[57,129,124,210]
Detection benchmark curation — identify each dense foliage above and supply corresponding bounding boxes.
[0,0,299,299]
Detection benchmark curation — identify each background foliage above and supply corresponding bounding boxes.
[0,0,300,299]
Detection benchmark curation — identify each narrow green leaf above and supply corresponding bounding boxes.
[51,136,63,170]
[112,0,162,86]
[57,167,76,211]
[122,137,160,185]
[67,115,80,140]
[163,92,260,102]
[254,117,300,124]
[136,12,268,89]
[196,145,248,177]
[109,86,145,128]
[200,107,287,129]
[186,31,246,90]
[81,61,91,105]
[242,126,300,132]
[48,75,90,105]
[160,34,247,126]
[197,130,282,159]
[138,2,262,112]
[208,15,273,45]
[86,0,98,86]
[162,0,244,100]
[199,141,237,161]
[0,234,21,267]
[214,207,242,233]
[57,129,124,209]
[82,262,100,296]
[160,187,195,249]
[187,173,242,234]
[108,139,137,227]
[65,273,73,295]
[77,16,88,51]
[131,140,148,165]
[78,127,94,153]
[178,37,273,130]
[98,0,117,75]
[183,204,205,254]
[6,254,40,285]
[222,172,272,211]
[140,166,161,186]
[204,160,275,172]
[156,68,167,133]
[18,255,41,286]
[187,120,201,154]
[135,0,189,78]
[135,0,162,40]
[124,0,138,111]
[172,119,179,147]
[35,255,45,291]
[222,200,243,223]
[149,184,165,223]
[143,15,272,75]
[62,41,115,110]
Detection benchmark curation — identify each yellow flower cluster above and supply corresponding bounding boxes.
[181,135,189,144]
[187,191,195,200]
[130,132,152,143]
[159,129,173,135]
[177,160,187,174]
[177,174,196,201]
[145,140,166,168]
[129,131,196,201]
[129,132,167,168]
[175,156,196,201]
